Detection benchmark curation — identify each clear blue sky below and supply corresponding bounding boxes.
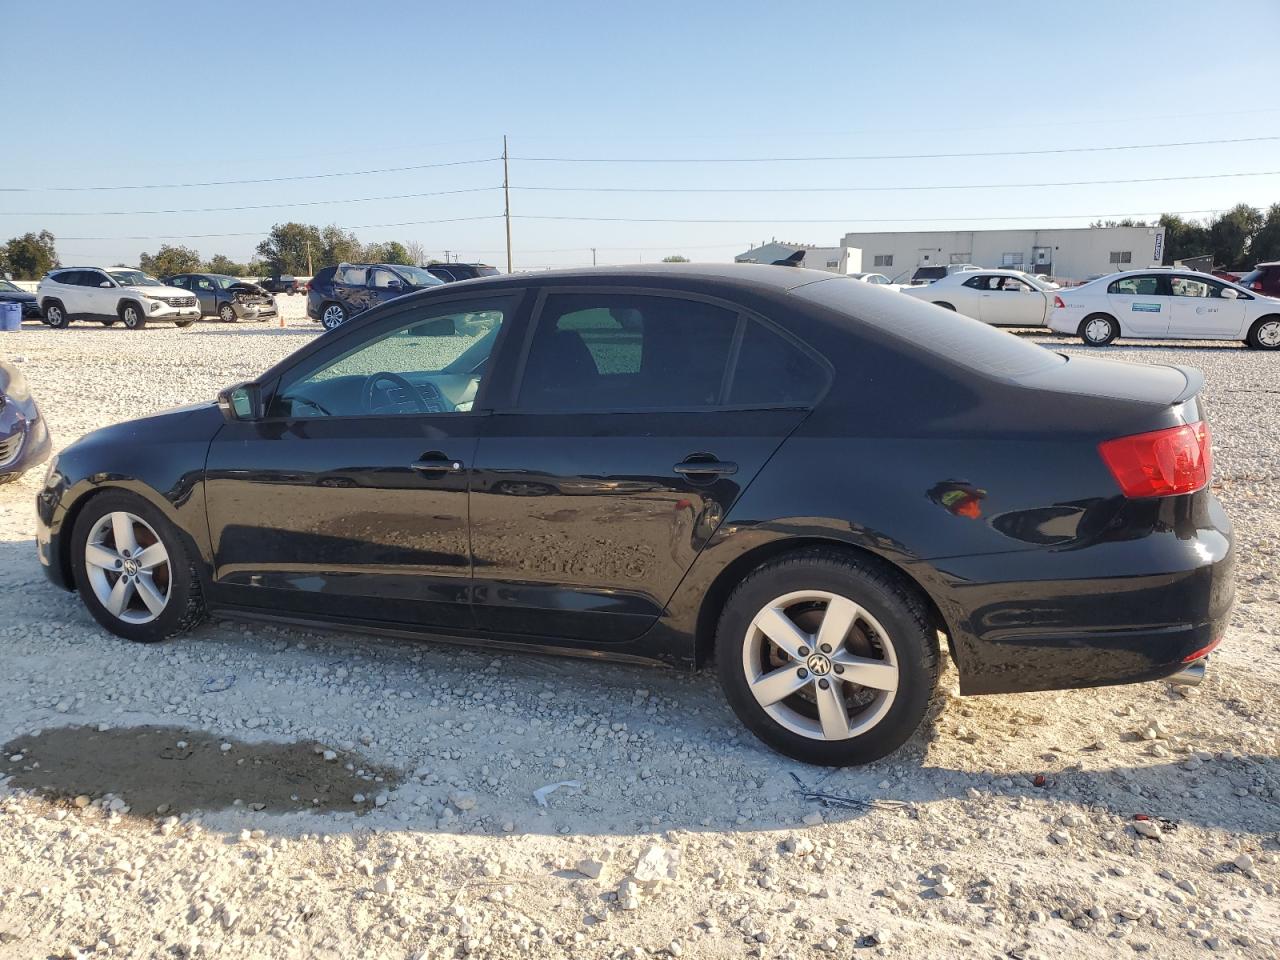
[5,0,1279,270]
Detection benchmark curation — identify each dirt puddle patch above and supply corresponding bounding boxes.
[1,725,398,817]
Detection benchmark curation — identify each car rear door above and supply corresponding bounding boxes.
[333,264,373,315]
[468,287,829,645]
[203,291,526,631]
[1105,274,1170,336]
[1167,275,1248,339]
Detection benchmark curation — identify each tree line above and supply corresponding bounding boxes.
[6,205,1280,281]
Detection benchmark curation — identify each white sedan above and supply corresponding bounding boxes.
[848,271,900,292]
[1048,269,1280,349]
[899,269,1052,327]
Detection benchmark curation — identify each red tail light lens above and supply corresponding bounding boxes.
[1252,281,1263,291]
[1053,295,1065,309]
[1098,421,1211,498]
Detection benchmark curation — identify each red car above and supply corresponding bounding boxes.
[1237,262,1280,298]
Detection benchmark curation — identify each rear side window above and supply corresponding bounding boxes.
[728,319,827,407]
[49,270,80,285]
[312,266,337,286]
[1108,276,1161,295]
[517,293,739,412]
[475,265,500,277]
[795,277,1064,380]
[337,265,368,285]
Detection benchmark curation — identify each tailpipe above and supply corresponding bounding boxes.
[1167,658,1206,687]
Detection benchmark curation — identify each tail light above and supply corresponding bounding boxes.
[1098,421,1212,498]
[1053,295,1065,309]
[1253,281,1264,291]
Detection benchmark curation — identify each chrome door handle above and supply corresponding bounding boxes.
[411,457,463,473]
[673,459,738,476]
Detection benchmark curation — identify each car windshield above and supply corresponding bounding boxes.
[0,279,19,292]
[108,270,163,287]
[390,265,445,287]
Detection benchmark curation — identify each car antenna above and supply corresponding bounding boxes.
[771,250,806,267]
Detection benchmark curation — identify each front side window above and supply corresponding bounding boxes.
[271,297,513,418]
[370,268,401,289]
[516,293,739,412]
[962,276,990,290]
[170,276,189,288]
[84,270,112,287]
[195,277,215,291]
[1108,276,1161,296]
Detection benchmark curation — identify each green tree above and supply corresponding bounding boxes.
[1208,203,1263,269]
[204,254,247,276]
[2,230,59,280]
[1248,203,1280,265]
[379,241,413,265]
[1088,219,1148,228]
[662,255,690,262]
[139,244,202,277]
[1158,214,1211,265]
[256,222,324,275]
[320,224,363,266]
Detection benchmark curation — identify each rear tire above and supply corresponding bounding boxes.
[715,548,940,765]
[1245,316,1280,350]
[119,301,147,330]
[1079,313,1118,346]
[43,300,69,328]
[69,491,206,643]
[321,302,348,330]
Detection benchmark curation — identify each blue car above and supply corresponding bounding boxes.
[306,263,444,331]
[0,277,42,323]
[1,359,52,484]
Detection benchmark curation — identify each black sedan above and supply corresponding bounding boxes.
[0,278,42,322]
[34,265,1232,765]
[1,360,51,484]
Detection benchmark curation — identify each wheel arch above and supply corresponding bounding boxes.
[116,297,145,317]
[692,537,956,671]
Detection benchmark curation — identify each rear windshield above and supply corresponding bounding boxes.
[795,277,1065,380]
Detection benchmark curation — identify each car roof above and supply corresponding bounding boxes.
[468,262,841,293]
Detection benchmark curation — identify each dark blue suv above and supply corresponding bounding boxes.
[307,263,444,330]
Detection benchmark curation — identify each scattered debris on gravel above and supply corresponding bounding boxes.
[0,312,1277,958]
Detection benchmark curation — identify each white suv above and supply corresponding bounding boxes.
[37,267,201,329]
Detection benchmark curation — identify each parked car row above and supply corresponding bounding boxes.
[165,273,278,323]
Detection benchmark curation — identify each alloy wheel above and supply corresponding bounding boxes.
[1259,320,1280,348]
[123,306,141,328]
[322,305,346,329]
[741,590,899,741]
[83,511,171,624]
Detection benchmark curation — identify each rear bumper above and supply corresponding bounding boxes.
[931,492,1233,695]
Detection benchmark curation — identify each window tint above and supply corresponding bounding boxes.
[517,293,739,412]
[50,270,80,286]
[728,319,827,407]
[272,297,513,418]
[795,277,1064,380]
[1169,276,1223,298]
[962,276,988,290]
[337,265,368,286]
[169,276,189,288]
[370,268,400,288]
[82,270,110,287]
[1108,276,1161,295]
[312,266,337,286]
[195,277,215,291]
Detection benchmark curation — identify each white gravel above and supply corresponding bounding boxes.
[0,310,1278,960]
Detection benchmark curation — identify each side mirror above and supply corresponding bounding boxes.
[217,381,264,421]
[385,278,403,291]
[1221,287,1240,300]
[100,280,113,288]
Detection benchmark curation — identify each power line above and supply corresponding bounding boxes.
[0,157,500,193]
[59,215,504,241]
[2,186,502,218]
[513,207,1226,225]
[511,135,1280,163]
[514,170,1280,195]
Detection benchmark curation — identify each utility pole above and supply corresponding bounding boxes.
[503,135,513,274]
[306,241,313,277]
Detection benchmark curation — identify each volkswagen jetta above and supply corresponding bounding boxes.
[35,265,1233,765]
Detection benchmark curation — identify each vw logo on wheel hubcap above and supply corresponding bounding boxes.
[805,653,832,676]
[122,558,139,576]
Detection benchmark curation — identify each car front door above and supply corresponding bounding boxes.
[203,291,525,631]
[368,267,406,309]
[1105,274,1170,336]
[191,276,218,316]
[1167,275,1248,339]
[80,269,115,317]
[468,288,829,647]
[978,276,1047,326]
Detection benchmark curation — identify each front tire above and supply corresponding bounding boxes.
[119,301,147,330]
[69,491,206,643]
[1079,313,1118,346]
[321,302,348,330]
[715,549,940,765]
[1245,316,1280,350]
[43,300,69,328]
[218,303,237,323]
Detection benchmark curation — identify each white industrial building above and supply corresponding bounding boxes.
[838,225,1166,283]
[735,241,862,274]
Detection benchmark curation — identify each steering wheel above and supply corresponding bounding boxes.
[361,371,430,414]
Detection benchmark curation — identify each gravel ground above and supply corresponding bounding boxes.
[0,303,1277,960]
